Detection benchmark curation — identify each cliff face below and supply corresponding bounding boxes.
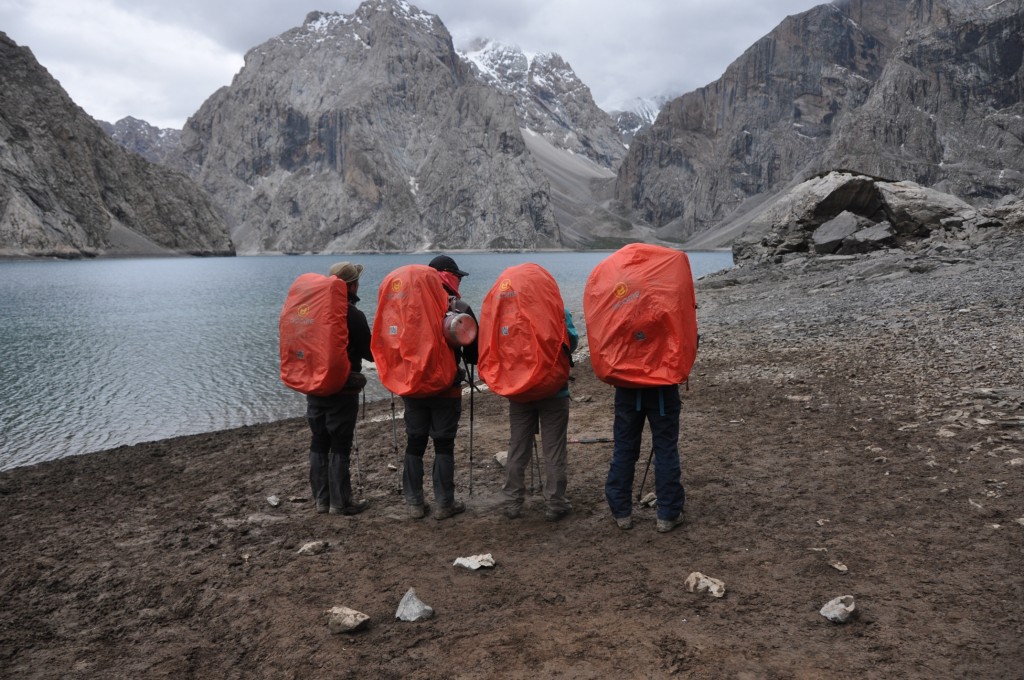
[0,33,233,258]
[180,1,560,254]
[617,0,1024,245]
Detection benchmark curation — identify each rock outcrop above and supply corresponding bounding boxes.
[180,1,561,254]
[0,33,233,258]
[619,0,1024,246]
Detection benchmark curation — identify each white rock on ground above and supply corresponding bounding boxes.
[453,554,495,570]
[325,606,369,633]
[820,595,857,623]
[396,588,434,622]
[297,540,329,556]
[685,572,726,598]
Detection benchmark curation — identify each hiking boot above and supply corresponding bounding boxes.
[330,499,370,516]
[503,504,522,520]
[656,515,683,533]
[316,502,330,514]
[408,503,428,519]
[615,515,633,530]
[544,506,571,522]
[434,500,466,521]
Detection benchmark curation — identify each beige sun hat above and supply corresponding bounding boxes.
[329,261,364,283]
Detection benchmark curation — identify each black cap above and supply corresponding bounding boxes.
[428,254,468,278]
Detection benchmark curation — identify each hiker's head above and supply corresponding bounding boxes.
[429,255,467,297]
[429,254,468,279]
[329,261,363,294]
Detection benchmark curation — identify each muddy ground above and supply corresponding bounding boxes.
[1,237,1022,679]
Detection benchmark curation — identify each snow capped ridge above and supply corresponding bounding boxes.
[360,0,436,29]
[457,36,626,168]
[461,39,531,88]
[303,11,350,34]
[610,95,670,124]
[299,1,437,40]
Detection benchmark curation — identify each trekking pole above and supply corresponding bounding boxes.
[353,412,363,494]
[467,361,475,496]
[637,447,654,502]
[530,434,541,494]
[391,391,401,494]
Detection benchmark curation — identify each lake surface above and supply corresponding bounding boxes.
[0,251,732,470]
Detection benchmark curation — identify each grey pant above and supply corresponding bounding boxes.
[502,396,570,512]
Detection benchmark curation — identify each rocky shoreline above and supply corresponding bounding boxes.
[1,228,1021,678]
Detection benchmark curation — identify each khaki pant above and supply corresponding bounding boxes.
[502,396,570,512]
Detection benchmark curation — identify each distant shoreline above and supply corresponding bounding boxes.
[0,245,734,263]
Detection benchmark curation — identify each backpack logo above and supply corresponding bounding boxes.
[614,282,629,298]
[499,278,512,292]
[298,305,311,317]
[391,279,403,293]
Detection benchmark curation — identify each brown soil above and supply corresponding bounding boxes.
[2,239,1022,679]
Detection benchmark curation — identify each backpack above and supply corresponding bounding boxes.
[279,273,351,396]
[371,264,458,397]
[479,263,571,402]
[583,244,698,388]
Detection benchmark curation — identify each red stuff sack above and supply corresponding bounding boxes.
[479,263,570,402]
[371,265,457,397]
[583,244,698,388]
[279,273,351,396]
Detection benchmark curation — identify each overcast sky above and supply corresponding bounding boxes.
[1,0,826,129]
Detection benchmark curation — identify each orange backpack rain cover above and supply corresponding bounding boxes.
[583,244,698,388]
[279,273,351,396]
[479,263,570,403]
[371,265,457,397]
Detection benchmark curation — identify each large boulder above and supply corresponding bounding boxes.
[733,171,1010,263]
[812,211,871,254]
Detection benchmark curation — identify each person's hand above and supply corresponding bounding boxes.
[345,372,368,390]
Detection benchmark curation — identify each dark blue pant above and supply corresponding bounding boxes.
[605,385,685,521]
[306,392,359,511]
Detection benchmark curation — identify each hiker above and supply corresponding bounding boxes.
[500,307,578,521]
[583,244,698,533]
[305,261,373,516]
[477,262,579,522]
[399,255,479,520]
[605,384,685,532]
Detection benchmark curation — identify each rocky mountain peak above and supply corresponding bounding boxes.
[179,0,560,254]
[608,95,671,145]
[460,39,626,168]
[97,116,186,172]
